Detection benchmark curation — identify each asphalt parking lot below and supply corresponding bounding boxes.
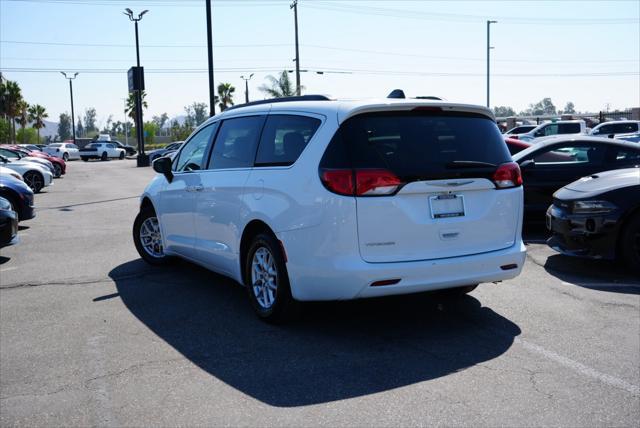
[1,160,638,426]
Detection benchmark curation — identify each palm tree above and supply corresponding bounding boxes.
[217,83,235,111]
[258,71,301,98]
[2,81,23,143]
[15,100,29,143]
[126,91,147,123]
[28,104,48,143]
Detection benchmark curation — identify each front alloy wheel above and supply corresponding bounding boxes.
[23,171,44,193]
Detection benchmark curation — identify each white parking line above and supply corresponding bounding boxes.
[516,338,639,396]
[0,267,17,273]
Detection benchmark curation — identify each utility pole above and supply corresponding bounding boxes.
[240,73,254,104]
[206,0,216,116]
[291,0,301,96]
[124,8,149,166]
[486,20,497,108]
[60,72,78,144]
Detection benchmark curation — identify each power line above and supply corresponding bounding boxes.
[2,40,636,65]
[1,66,636,77]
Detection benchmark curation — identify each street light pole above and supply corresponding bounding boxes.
[124,8,148,166]
[291,0,301,96]
[206,0,215,116]
[486,20,497,109]
[60,72,78,144]
[240,73,254,104]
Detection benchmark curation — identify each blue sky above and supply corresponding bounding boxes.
[1,0,638,127]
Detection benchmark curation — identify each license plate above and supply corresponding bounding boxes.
[429,194,465,219]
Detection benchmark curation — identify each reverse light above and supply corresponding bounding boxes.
[572,200,617,215]
[492,162,522,189]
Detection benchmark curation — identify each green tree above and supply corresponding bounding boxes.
[132,121,158,145]
[493,106,516,117]
[126,91,148,123]
[76,116,84,137]
[217,83,235,111]
[184,102,208,127]
[28,104,48,143]
[57,112,72,141]
[258,71,300,98]
[16,127,38,144]
[0,118,11,144]
[563,102,576,114]
[0,80,23,143]
[152,113,169,129]
[522,98,556,116]
[84,107,97,133]
[15,100,30,143]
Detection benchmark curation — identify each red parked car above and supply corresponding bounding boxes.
[9,145,66,178]
[504,137,531,156]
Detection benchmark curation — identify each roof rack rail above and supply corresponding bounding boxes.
[224,95,332,112]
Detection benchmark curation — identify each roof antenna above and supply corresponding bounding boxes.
[387,89,406,99]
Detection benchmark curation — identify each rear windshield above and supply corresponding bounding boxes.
[321,111,511,181]
[49,144,61,147]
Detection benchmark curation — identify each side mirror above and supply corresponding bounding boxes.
[152,156,173,183]
[519,159,535,170]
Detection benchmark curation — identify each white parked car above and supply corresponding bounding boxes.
[0,155,53,193]
[133,97,526,322]
[0,166,24,182]
[590,120,640,143]
[0,147,55,176]
[517,120,587,142]
[44,142,80,161]
[79,142,126,161]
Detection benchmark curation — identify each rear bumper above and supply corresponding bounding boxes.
[546,205,620,260]
[280,227,526,301]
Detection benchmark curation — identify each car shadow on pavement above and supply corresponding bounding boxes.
[109,259,521,408]
[543,255,640,293]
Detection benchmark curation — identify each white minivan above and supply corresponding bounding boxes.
[133,96,526,321]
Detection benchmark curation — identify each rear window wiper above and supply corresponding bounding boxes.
[446,160,497,169]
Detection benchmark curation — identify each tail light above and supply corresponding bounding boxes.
[492,162,522,189]
[320,169,403,196]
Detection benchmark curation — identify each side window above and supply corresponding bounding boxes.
[255,115,321,166]
[558,123,580,133]
[534,144,605,165]
[107,144,115,149]
[543,124,558,136]
[174,123,217,172]
[608,147,640,165]
[209,116,264,170]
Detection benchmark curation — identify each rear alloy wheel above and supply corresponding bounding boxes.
[620,214,640,273]
[53,163,62,178]
[245,233,298,323]
[101,152,108,161]
[119,151,125,160]
[23,171,44,193]
[133,207,171,266]
[62,152,69,161]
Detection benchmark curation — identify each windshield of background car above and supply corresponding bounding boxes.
[49,144,61,147]
[323,111,511,181]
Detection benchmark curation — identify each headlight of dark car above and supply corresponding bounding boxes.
[572,200,617,215]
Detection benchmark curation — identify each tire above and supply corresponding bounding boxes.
[119,151,125,160]
[244,233,299,323]
[620,214,640,273]
[439,284,478,298]
[23,171,44,193]
[101,152,108,161]
[81,157,88,162]
[53,163,62,178]
[133,207,171,266]
[62,152,69,161]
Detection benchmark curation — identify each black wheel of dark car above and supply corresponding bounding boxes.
[53,163,62,178]
[119,151,125,160]
[620,214,640,273]
[439,284,478,298]
[62,152,69,161]
[81,157,88,162]
[23,171,44,193]
[133,206,171,266]
[245,233,298,323]
[101,152,108,161]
